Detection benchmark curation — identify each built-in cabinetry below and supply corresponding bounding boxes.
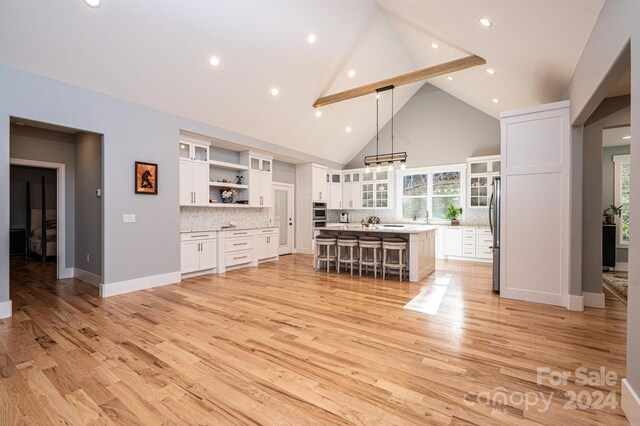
[255,228,279,260]
[181,232,217,274]
[241,152,273,207]
[438,226,492,262]
[295,163,329,253]
[467,155,501,209]
[332,169,392,210]
[327,171,342,209]
[180,138,210,206]
[181,227,279,277]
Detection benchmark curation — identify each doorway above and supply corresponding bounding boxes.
[272,182,294,255]
[10,159,66,278]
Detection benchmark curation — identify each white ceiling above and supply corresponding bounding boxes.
[0,0,604,164]
[603,126,631,148]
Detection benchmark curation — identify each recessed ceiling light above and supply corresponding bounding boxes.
[315,111,322,118]
[209,56,220,67]
[622,135,631,140]
[345,126,352,133]
[307,34,317,44]
[479,17,493,28]
[271,87,279,96]
[486,68,495,75]
[431,43,439,49]
[447,76,453,81]
[83,0,101,7]
[376,93,381,99]
[492,98,500,104]
[348,70,356,78]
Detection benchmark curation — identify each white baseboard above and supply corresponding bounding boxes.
[74,268,102,287]
[100,271,181,297]
[583,292,606,309]
[616,262,629,272]
[622,379,640,425]
[294,248,313,255]
[567,295,584,312]
[0,300,12,319]
[60,268,75,279]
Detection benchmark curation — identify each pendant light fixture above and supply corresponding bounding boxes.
[364,85,407,171]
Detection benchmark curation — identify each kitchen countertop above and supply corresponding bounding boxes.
[324,222,489,229]
[315,224,438,233]
[180,226,279,234]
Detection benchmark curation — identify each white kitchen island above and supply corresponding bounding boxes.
[314,225,437,282]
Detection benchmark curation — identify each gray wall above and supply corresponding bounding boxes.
[603,145,630,263]
[345,83,500,169]
[569,0,640,399]
[10,166,57,229]
[9,125,76,268]
[582,96,630,294]
[75,132,102,277]
[0,63,342,304]
[273,160,296,185]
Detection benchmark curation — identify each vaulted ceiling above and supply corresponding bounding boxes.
[0,0,604,164]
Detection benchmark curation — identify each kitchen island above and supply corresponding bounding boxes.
[314,224,437,282]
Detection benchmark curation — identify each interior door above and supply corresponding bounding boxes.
[272,183,294,255]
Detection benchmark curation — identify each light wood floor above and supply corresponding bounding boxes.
[1,255,628,425]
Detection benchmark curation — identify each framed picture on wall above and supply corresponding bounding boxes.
[135,161,158,195]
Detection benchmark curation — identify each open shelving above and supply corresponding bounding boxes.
[209,182,249,189]
[209,159,248,171]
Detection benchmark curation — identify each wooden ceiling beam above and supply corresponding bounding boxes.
[313,55,486,108]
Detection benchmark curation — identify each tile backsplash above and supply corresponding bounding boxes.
[327,208,490,227]
[180,206,270,231]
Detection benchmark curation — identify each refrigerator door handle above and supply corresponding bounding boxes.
[489,190,494,234]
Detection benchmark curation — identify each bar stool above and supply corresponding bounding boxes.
[337,235,359,275]
[359,236,382,278]
[314,234,338,272]
[382,237,408,281]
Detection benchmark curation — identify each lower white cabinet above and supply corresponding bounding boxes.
[256,228,279,261]
[181,232,217,274]
[444,228,463,257]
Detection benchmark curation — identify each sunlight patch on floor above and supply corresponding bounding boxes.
[403,274,452,315]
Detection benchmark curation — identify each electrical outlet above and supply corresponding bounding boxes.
[122,214,136,223]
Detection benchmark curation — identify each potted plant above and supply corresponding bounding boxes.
[603,204,623,224]
[220,188,237,204]
[444,204,463,226]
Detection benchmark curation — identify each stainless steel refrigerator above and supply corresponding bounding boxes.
[489,177,501,292]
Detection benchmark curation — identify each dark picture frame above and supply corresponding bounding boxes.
[135,161,158,195]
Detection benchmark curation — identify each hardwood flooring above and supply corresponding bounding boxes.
[0,256,628,425]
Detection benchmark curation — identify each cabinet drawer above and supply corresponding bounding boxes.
[226,236,253,252]
[476,235,493,247]
[226,249,253,266]
[463,249,476,257]
[258,228,278,235]
[463,241,476,248]
[226,230,253,238]
[181,232,216,241]
[463,228,476,236]
[476,247,493,259]
[476,228,492,236]
[463,234,475,241]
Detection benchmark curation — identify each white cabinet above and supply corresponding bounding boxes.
[340,169,391,210]
[242,152,273,208]
[342,171,361,209]
[467,155,501,209]
[180,159,209,206]
[311,164,328,202]
[179,139,209,163]
[181,232,217,274]
[327,172,342,209]
[256,228,279,261]
[462,227,476,257]
[475,228,493,259]
[444,227,463,257]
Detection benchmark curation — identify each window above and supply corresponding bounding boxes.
[614,155,630,245]
[398,165,465,221]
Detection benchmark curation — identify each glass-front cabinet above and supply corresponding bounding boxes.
[249,156,271,173]
[179,140,209,163]
[467,155,500,209]
[344,168,392,210]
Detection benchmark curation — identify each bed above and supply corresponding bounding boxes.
[28,208,57,258]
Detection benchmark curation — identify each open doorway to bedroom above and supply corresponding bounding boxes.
[8,117,103,292]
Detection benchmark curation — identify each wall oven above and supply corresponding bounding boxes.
[313,202,327,220]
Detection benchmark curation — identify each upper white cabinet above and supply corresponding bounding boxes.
[180,138,211,206]
[342,171,361,209]
[467,155,501,209]
[241,152,273,207]
[311,164,328,202]
[180,139,209,163]
[350,168,392,210]
[327,171,342,209]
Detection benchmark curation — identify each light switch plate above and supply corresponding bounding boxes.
[122,214,136,223]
